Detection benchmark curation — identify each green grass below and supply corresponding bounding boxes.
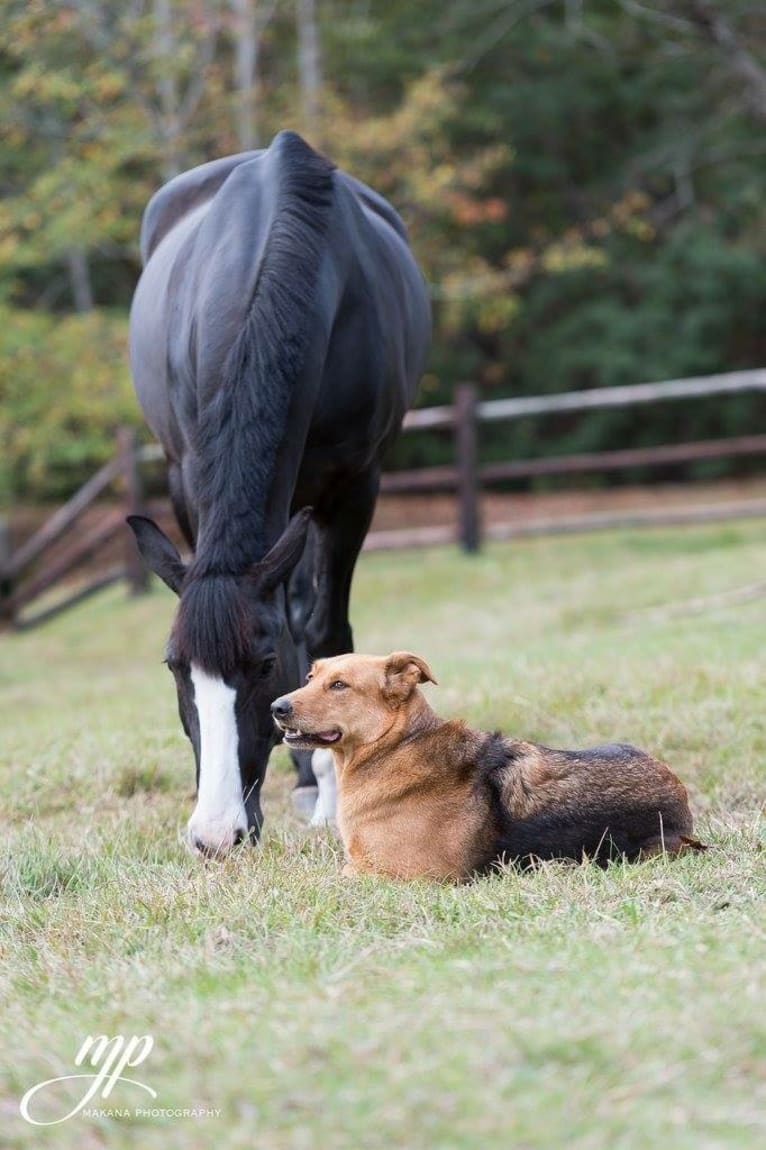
[1,523,765,1148]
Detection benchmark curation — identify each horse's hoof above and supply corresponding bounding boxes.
[310,808,337,828]
[292,785,319,820]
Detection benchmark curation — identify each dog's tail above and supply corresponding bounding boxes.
[679,834,708,852]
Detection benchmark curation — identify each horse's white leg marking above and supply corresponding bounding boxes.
[310,749,337,827]
[187,665,248,852]
[292,785,318,819]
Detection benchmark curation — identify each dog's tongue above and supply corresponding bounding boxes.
[318,730,341,743]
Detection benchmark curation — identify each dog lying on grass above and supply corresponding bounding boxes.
[271,652,705,881]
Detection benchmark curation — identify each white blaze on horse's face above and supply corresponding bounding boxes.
[186,664,248,855]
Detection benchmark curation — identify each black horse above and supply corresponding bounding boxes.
[127,131,430,856]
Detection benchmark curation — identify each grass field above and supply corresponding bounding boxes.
[1,523,765,1149]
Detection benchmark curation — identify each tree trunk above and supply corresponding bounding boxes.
[66,247,94,312]
[686,2,766,123]
[296,0,322,139]
[154,0,183,179]
[231,0,259,149]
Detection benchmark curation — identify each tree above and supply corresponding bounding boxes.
[295,0,321,139]
[1,0,765,499]
[230,0,279,149]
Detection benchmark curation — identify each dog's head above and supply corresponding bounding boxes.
[270,651,437,755]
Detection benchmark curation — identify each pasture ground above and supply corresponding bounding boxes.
[1,523,764,1149]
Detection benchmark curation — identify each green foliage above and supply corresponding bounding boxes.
[483,223,766,470]
[1,1,765,498]
[0,307,138,504]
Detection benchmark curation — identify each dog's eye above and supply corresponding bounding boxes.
[258,656,277,679]
[329,679,348,691]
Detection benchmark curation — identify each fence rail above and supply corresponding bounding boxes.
[0,428,148,628]
[396,370,766,551]
[380,434,766,493]
[401,368,766,431]
[1,368,765,627]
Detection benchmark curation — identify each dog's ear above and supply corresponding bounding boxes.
[383,651,437,704]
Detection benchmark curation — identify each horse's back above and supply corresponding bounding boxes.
[130,150,273,444]
[307,177,430,451]
[130,134,430,459]
[139,150,262,264]
[129,200,210,450]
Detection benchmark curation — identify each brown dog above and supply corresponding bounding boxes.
[271,652,704,880]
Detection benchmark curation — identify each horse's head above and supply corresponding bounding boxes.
[127,510,312,857]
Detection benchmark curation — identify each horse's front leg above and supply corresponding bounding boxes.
[300,470,380,826]
[286,536,321,813]
[305,469,380,660]
[290,747,336,824]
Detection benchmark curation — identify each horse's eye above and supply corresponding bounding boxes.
[329,680,348,691]
[259,656,277,679]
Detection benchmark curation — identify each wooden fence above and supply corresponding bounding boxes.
[0,428,150,629]
[1,368,765,627]
[375,369,766,552]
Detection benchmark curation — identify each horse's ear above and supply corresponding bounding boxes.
[253,508,313,594]
[126,516,186,595]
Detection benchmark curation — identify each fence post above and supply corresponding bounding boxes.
[455,383,481,553]
[0,516,14,627]
[118,426,149,596]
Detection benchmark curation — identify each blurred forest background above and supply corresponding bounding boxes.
[1,0,765,504]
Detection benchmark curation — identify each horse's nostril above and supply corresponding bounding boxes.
[271,697,293,718]
[192,833,246,857]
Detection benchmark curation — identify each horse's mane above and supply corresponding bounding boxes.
[172,573,252,675]
[191,131,335,577]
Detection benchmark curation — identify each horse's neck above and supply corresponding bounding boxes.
[193,503,284,575]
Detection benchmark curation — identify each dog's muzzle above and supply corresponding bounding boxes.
[271,697,341,747]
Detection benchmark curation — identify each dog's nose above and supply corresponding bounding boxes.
[271,697,293,719]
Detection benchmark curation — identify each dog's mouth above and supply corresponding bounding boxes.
[279,724,342,749]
